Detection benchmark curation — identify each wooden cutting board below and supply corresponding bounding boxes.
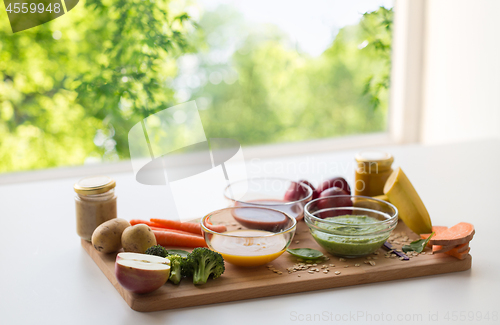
[82,221,472,312]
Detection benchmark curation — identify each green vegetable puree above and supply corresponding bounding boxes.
[310,215,389,257]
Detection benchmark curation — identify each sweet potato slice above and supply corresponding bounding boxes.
[432,242,469,254]
[432,244,456,254]
[420,226,448,247]
[455,242,469,253]
[445,246,470,260]
[429,222,474,246]
[420,226,448,239]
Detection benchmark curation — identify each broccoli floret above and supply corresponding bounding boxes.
[184,247,225,285]
[145,245,168,258]
[167,254,186,284]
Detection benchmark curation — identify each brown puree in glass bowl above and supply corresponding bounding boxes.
[233,200,300,231]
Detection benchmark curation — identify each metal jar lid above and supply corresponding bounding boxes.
[74,176,116,195]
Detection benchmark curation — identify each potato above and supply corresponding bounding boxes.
[121,224,157,253]
[91,218,131,253]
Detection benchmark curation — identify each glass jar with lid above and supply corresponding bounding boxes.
[74,176,117,241]
[354,151,394,197]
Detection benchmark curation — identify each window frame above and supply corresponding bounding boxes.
[389,0,426,144]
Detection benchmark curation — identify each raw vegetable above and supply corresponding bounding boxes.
[284,180,314,201]
[421,224,473,259]
[420,226,448,238]
[184,247,225,285]
[203,220,228,233]
[420,226,448,247]
[428,222,475,246]
[316,177,351,197]
[445,246,470,260]
[286,248,324,260]
[432,245,456,254]
[151,218,201,235]
[151,218,227,236]
[167,254,187,284]
[300,180,316,197]
[150,226,202,237]
[428,225,448,234]
[91,218,130,253]
[402,232,435,253]
[130,219,163,228]
[121,224,157,253]
[455,242,470,253]
[153,229,207,248]
[383,168,432,234]
[317,187,352,218]
[300,180,315,189]
[145,245,169,258]
[168,249,190,258]
[432,242,470,254]
[284,181,305,201]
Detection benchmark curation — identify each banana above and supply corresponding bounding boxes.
[383,167,432,234]
[372,194,389,202]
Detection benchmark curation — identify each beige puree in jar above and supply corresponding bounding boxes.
[74,176,117,241]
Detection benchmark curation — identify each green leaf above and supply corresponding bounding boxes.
[402,232,435,253]
[167,249,190,258]
[286,248,324,260]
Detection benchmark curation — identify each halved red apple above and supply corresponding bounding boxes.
[115,252,170,294]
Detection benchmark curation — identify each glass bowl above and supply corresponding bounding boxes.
[201,207,297,267]
[223,177,313,220]
[304,195,398,258]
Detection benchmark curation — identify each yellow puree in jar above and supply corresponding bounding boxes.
[354,151,394,197]
[210,230,287,267]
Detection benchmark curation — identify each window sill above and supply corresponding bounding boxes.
[0,132,392,185]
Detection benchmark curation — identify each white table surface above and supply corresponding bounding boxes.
[1,139,499,325]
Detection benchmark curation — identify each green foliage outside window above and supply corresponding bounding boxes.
[0,1,392,173]
[195,6,393,144]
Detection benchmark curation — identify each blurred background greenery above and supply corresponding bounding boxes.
[0,0,393,173]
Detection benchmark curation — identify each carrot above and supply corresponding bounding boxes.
[204,219,227,233]
[152,229,207,248]
[151,218,201,235]
[130,219,173,229]
[429,222,475,246]
[150,218,227,236]
[130,219,158,227]
[149,226,203,237]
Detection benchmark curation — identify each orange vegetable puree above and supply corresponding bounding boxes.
[211,229,287,267]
